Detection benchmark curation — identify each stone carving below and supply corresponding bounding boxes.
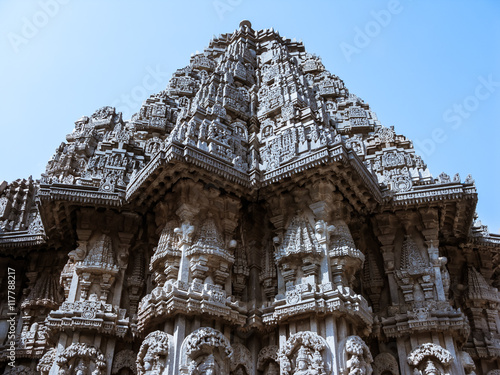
[339,336,373,375]
[0,178,39,233]
[150,220,181,285]
[112,349,137,374]
[394,235,435,304]
[180,327,233,375]
[329,220,365,288]
[276,214,322,262]
[230,343,253,375]
[38,348,57,375]
[257,345,279,374]
[21,271,63,310]
[187,215,234,285]
[461,351,476,375]
[467,266,500,303]
[279,331,330,375]
[398,235,430,277]
[372,352,398,375]
[3,365,36,375]
[56,343,106,375]
[0,19,498,375]
[137,331,169,375]
[407,343,452,375]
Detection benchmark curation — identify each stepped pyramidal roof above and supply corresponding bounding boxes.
[35,21,476,214]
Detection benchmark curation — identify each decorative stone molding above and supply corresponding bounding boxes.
[278,331,331,375]
[257,345,279,373]
[407,343,452,375]
[373,352,398,375]
[38,348,57,375]
[112,349,137,374]
[230,343,253,375]
[137,331,169,375]
[338,335,373,375]
[180,327,233,375]
[55,343,106,375]
[47,297,129,337]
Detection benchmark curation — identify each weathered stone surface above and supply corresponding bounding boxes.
[0,20,499,374]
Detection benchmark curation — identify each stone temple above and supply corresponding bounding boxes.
[0,20,499,375]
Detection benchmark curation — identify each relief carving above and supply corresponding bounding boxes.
[279,331,331,375]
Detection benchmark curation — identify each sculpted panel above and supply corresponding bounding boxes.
[372,353,398,375]
[55,343,106,375]
[407,343,453,375]
[113,349,137,374]
[180,327,233,375]
[278,331,331,375]
[230,343,253,375]
[137,331,170,375]
[258,345,279,375]
[338,336,373,375]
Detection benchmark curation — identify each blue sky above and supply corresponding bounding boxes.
[0,0,499,232]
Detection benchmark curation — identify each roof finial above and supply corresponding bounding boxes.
[239,20,252,29]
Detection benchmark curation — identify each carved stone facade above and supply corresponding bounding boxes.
[0,21,499,375]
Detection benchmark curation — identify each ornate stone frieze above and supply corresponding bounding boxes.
[37,348,57,375]
[257,345,279,374]
[373,352,398,375]
[55,343,106,375]
[407,343,453,375]
[137,331,169,375]
[338,335,373,375]
[179,327,233,375]
[278,331,331,375]
[230,343,253,375]
[138,279,246,330]
[47,296,129,337]
[112,349,137,374]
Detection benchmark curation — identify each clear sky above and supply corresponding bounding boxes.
[0,0,499,232]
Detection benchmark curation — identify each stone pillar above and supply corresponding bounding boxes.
[175,204,198,283]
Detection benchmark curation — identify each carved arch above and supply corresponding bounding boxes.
[136,331,170,375]
[278,331,332,375]
[55,343,106,375]
[230,343,253,375]
[112,349,137,374]
[179,327,233,375]
[407,343,452,367]
[257,345,279,371]
[407,343,452,375]
[338,335,373,375]
[373,352,398,375]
